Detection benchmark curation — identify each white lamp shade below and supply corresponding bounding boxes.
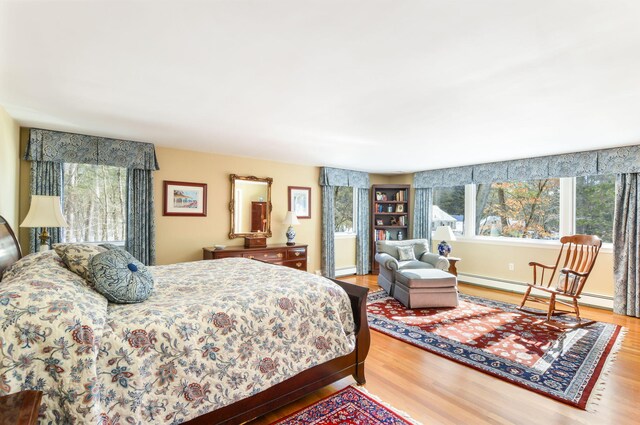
[283,211,300,226]
[20,195,69,228]
[433,225,456,241]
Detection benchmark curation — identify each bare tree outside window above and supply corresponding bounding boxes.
[63,163,127,242]
[334,186,355,233]
[476,179,560,239]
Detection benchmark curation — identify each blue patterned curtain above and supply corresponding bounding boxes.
[613,173,640,317]
[25,129,159,263]
[412,188,432,244]
[28,161,63,253]
[127,170,156,265]
[321,185,336,278]
[319,167,370,277]
[355,187,370,275]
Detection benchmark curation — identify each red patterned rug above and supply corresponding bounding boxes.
[367,290,624,410]
[269,386,420,425]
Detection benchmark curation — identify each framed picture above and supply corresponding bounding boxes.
[163,181,207,216]
[288,186,311,219]
[396,204,404,213]
[376,219,384,226]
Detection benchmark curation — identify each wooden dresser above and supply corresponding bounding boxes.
[203,244,307,271]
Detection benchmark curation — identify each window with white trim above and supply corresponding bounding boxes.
[334,186,356,234]
[475,179,560,239]
[432,186,465,236]
[575,175,615,243]
[62,163,127,243]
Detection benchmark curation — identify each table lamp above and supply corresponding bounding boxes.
[20,195,69,252]
[283,211,300,246]
[434,225,456,257]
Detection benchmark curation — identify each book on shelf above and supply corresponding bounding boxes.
[394,190,405,202]
[375,229,395,240]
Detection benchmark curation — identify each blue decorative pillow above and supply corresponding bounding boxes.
[98,243,124,251]
[89,249,154,303]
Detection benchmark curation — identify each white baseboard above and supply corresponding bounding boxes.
[335,266,357,277]
[459,273,613,310]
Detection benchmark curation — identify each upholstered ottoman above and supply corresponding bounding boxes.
[394,269,459,308]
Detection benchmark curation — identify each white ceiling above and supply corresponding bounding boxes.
[2,1,640,173]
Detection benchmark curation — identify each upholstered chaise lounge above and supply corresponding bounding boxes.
[374,239,449,296]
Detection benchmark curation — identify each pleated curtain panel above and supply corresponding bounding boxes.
[613,173,640,317]
[413,145,640,317]
[25,129,160,265]
[319,167,370,278]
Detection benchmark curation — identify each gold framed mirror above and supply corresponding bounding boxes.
[229,174,273,238]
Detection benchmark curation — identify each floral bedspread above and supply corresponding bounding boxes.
[0,252,356,424]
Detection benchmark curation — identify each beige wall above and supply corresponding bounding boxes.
[449,240,614,297]
[335,236,357,271]
[0,107,20,230]
[154,147,323,272]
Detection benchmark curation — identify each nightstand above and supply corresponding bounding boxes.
[0,391,42,425]
[447,256,461,277]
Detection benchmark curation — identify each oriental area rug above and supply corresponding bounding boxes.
[269,386,421,425]
[367,290,625,410]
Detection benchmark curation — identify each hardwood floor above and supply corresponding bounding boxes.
[248,275,640,425]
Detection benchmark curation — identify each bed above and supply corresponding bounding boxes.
[0,216,370,424]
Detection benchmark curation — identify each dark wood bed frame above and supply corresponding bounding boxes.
[0,215,370,425]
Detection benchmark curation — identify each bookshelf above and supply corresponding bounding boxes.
[371,184,410,273]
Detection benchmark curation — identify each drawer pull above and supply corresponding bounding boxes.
[264,254,268,258]
[248,255,254,259]
[277,253,284,258]
[294,252,301,256]
[296,262,302,267]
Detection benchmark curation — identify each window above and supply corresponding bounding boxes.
[62,163,127,243]
[432,186,465,235]
[334,186,355,234]
[575,175,615,243]
[476,179,560,239]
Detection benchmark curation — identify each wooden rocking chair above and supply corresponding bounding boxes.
[519,234,602,327]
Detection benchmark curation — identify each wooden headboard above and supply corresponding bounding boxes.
[0,215,22,280]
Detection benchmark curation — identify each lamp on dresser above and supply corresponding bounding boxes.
[20,195,69,252]
[283,211,300,246]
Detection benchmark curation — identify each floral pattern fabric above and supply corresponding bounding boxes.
[53,243,107,287]
[0,253,355,424]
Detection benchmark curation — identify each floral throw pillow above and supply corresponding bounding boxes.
[397,245,416,262]
[89,249,154,303]
[53,243,107,286]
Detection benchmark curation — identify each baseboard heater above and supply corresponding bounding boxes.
[458,273,613,310]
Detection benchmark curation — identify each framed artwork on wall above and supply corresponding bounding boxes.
[288,186,311,219]
[163,181,207,216]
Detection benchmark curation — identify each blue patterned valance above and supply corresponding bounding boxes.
[414,166,473,188]
[414,145,640,188]
[597,145,640,174]
[319,167,369,188]
[26,129,159,170]
[507,157,549,181]
[548,151,598,177]
[473,161,509,184]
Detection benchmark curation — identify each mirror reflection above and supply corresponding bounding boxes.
[229,175,272,238]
